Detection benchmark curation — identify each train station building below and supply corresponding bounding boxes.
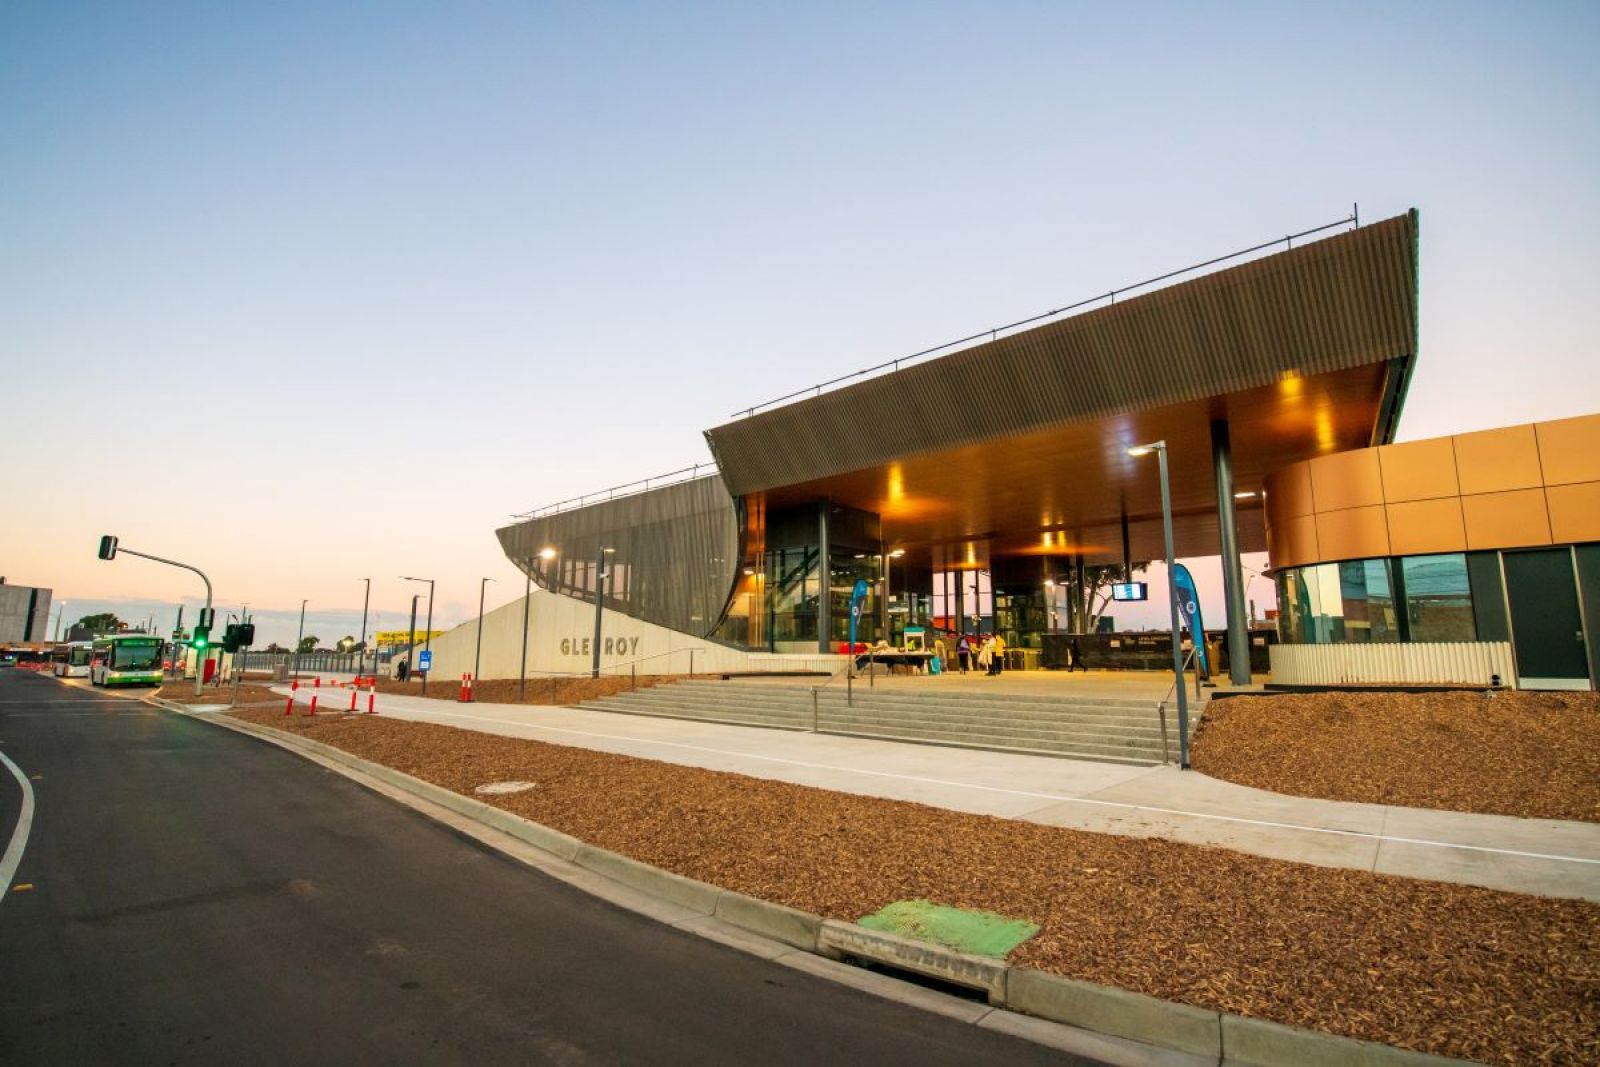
[466,210,1598,691]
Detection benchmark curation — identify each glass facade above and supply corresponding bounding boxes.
[1276,551,1504,645]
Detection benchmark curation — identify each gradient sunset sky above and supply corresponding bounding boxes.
[3,2,1598,645]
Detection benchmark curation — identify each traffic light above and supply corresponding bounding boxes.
[192,625,210,650]
[97,535,118,560]
[237,623,255,647]
[221,624,241,654]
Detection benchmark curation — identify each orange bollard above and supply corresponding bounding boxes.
[459,672,473,702]
[285,679,298,716]
[349,687,358,712]
[366,684,376,715]
[308,690,318,716]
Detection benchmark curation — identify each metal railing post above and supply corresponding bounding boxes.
[1159,704,1171,764]
[812,687,819,732]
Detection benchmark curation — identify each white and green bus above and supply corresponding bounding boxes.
[50,640,93,678]
[90,634,165,687]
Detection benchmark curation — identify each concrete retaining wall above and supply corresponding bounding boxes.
[411,588,844,681]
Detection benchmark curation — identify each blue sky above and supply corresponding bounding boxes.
[3,2,1598,642]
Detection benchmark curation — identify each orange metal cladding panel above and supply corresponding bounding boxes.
[1313,505,1390,562]
[1385,497,1468,556]
[1263,462,1315,521]
[1308,448,1385,512]
[1266,513,1320,569]
[1545,481,1600,543]
[1534,413,1600,486]
[1377,437,1459,502]
[1452,424,1545,496]
[1460,488,1553,550]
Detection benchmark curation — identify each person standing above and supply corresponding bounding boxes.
[978,635,994,676]
[933,636,948,676]
[991,632,1006,676]
[957,633,971,674]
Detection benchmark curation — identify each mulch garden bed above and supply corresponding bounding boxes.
[1192,690,1600,822]
[227,705,1598,1065]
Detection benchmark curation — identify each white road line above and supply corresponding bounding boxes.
[374,705,1600,869]
[0,749,36,900]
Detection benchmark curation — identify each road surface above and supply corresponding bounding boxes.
[0,669,1093,1065]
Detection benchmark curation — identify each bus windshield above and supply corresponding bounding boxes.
[69,646,92,666]
[112,641,163,670]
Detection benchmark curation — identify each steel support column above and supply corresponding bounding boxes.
[1211,419,1252,685]
[817,499,831,654]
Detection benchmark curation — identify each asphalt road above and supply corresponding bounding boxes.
[0,669,1095,1065]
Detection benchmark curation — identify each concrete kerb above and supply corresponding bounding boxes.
[154,700,1483,1067]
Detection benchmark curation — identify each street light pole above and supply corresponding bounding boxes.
[590,546,613,679]
[1129,440,1190,768]
[405,594,419,681]
[294,599,307,682]
[358,578,371,679]
[401,576,434,695]
[472,577,494,700]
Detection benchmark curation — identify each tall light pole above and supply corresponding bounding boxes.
[53,600,66,641]
[590,546,614,679]
[404,594,420,682]
[358,578,371,679]
[1128,440,1190,768]
[401,576,434,695]
[472,577,494,700]
[294,599,307,682]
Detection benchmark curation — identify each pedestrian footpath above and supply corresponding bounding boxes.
[274,684,1600,902]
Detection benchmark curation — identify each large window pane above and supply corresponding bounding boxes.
[1275,560,1397,644]
[1401,554,1476,642]
[1337,559,1398,642]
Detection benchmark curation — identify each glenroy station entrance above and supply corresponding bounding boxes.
[497,212,1442,689]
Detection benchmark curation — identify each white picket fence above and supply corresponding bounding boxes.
[1269,641,1515,687]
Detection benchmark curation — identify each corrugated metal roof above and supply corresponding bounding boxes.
[706,211,1418,497]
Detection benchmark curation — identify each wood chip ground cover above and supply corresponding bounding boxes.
[226,707,1598,1065]
[1192,690,1600,822]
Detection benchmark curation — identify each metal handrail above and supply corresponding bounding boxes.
[510,461,717,521]
[731,211,1359,419]
[809,656,860,730]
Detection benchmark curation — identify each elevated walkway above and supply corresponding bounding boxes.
[581,676,1202,766]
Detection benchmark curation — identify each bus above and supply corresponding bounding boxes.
[90,634,166,687]
[51,640,93,678]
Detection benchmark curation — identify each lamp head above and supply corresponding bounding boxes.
[1127,440,1166,458]
[538,547,557,560]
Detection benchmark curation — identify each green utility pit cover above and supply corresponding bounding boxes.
[857,899,1040,959]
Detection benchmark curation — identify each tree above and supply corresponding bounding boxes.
[1063,562,1150,634]
[335,635,358,653]
[297,635,321,654]
[264,642,288,654]
[76,613,125,635]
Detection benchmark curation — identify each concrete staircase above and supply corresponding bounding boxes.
[580,679,1200,766]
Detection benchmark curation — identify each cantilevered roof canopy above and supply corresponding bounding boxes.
[706,212,1419,564]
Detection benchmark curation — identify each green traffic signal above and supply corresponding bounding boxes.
[192,625,210,650]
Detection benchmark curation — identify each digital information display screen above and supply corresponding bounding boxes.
[1111,582,1149,602]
